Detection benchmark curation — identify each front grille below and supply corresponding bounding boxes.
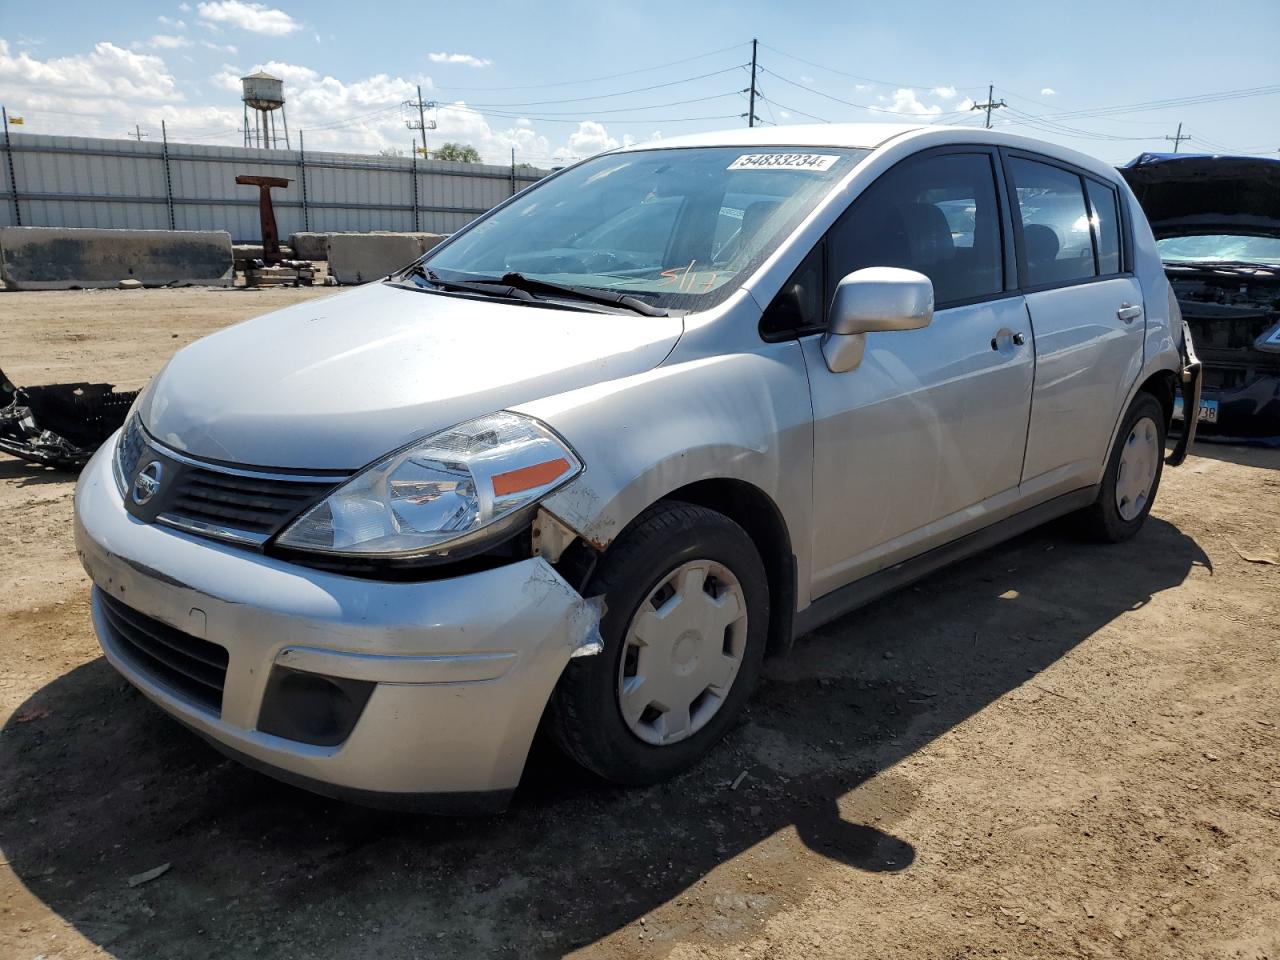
[165,467,338,539]
[118,418,349,547]
[97,589,229,714]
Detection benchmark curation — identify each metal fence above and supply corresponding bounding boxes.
[0,131,549,243]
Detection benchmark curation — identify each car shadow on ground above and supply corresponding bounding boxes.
[0,457,77,487]
[1182,438,1280,470]
[0,517,1208,958]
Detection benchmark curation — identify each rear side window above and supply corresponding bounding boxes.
[827,152,1004,307]
[1085,179,1122,275]
[1007,157,1096,286]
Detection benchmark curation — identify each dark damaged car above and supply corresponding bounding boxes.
[1121,153,1280,441]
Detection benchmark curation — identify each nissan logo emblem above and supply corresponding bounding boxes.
[132,461,163,506]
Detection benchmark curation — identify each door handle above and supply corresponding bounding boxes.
[991,331,1028,350]
[1117,303,1143,323]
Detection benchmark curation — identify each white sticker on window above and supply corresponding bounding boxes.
[728,153,840,172]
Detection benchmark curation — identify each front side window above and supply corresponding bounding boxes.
[1008,157,1097,286]
[420,147,867,311]
[826,152,1005,307]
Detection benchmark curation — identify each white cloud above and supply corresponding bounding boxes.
[879,88,943,116]
[201,40,238,54]
[157,15,187,27]
[138,34,193,50]
[179,1,191,8]
[427,52,492,68]
[564,120,618,157]
[196,1,300,36]
[932,85,957,100]
[799,75,814,84]
[0,38,182,101]
[0,38,599,167]
[1040,87,1057,96]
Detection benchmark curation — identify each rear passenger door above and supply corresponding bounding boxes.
[1003,152,1145,493]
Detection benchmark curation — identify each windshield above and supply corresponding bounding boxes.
[419,146,867,310]
[1157,234,1280,265]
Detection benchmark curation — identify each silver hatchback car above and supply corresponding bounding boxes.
[75,124,1201,811]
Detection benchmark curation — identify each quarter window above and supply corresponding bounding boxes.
[827,152,1005,307]
[1007,157,1097,286]
[1085,179,1122,275]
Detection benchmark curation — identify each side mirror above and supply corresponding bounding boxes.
[821,267,934,373]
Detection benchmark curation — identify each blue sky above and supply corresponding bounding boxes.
[1,0,1277,166]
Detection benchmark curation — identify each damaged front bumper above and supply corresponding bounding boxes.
[73,440,601,812]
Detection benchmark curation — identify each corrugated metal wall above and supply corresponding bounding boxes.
[0,133,548,242]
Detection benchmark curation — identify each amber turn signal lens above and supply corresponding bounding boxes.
[491,457,571,496]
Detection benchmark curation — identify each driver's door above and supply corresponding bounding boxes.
[799,148,1035,597]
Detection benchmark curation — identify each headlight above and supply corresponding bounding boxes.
[275,411,582,559]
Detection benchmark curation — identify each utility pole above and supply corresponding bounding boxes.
[747,38,758,128]
[405,85,436,159]
[971,84,1006,129]
[130,124,148,142]
[1165,122,1190,153]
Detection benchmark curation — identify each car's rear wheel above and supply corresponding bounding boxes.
[549,502,768,785]
[1080,392,1167,542]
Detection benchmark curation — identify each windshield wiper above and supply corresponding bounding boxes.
[398,263,537,302]
[484,272,671,317]
[398,264,671,316]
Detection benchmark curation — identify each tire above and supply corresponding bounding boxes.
[549,501,769,786]
[1079,391,1167,543]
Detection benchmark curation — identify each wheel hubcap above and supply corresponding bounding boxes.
[617,559,748,746]
[1115,416,1160,522]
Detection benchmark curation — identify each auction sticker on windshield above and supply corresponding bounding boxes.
[728,154,840,172]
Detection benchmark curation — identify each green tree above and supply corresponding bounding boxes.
[434,142,482,163]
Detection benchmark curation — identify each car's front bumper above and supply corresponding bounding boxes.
[73,440,600,811]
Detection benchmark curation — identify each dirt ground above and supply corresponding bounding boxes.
[0,287,1277,960]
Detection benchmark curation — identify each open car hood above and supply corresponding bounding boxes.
[1119,153,1280,240]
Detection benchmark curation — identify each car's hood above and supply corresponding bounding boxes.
[1119,153,1280,240]
[140,282,684,470]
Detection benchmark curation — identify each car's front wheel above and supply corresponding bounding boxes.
[549,502,769,785]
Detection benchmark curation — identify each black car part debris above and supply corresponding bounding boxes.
[0,367,137,468]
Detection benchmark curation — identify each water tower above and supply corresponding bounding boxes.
[241,71,290,149]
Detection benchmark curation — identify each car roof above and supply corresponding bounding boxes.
[612,123,1125,184]
[616,123,926,151]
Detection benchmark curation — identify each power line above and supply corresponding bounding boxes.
[451,92,744,118]
[1018,83,1280,123]
[755,95,830,124]
[429,42,750,92]
[757,67,971,119]
[997,105,1162,143]
[758,41,974,94]
[461,66,747,108]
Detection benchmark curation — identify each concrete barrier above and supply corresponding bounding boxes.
[0,227,234,290]
[288,232,330,262]
[321,232,448,285]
